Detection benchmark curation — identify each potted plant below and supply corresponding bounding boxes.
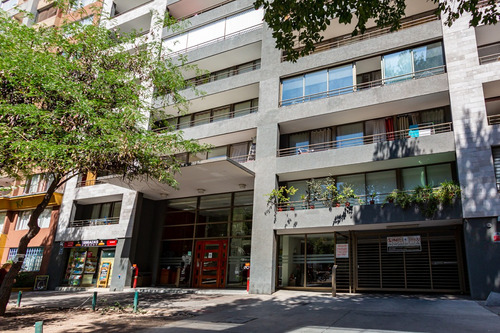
[368,191,378,205]
[265,186,298,212]
[302,179,323,209]
[436,181,461,205]
[339,184,358,207]
[320,177,340,209]
[384,189,411,208]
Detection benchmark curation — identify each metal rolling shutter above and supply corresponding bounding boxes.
[493,147,500,191]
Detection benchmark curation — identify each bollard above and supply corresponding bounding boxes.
[133,291,139,313]
[92,291,97,311]
[17,291,22,307]
[331,265,338,297]
[34,321,43,333]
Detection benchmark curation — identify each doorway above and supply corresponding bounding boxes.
[193,239,228,288]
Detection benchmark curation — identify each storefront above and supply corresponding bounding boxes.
[277,225,468,293]
[62,239,117,288]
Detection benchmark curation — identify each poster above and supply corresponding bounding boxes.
[34,275,49,291]
[387,236,421,252]
[336,244,349,258]
[98,262,111,287]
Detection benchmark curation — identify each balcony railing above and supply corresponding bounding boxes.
[280,65,446,107]
[277,122,453,157]
[154,105,258,132]
[228,154,255,164]
[281,12,439,61]
[186,61,261,87]
[167,23,263,57]
[478,43,500,65]
[487,114,500,125]
[69,217,120,228]
[76,178,105,187]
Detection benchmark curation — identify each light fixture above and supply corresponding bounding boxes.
[197,188,206,194]
[160,192,169,198]
[239,184,247,189]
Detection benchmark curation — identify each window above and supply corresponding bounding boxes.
[329,64,353,95]
[74,201,122,221]
[71,0,95,10]
[1,0,17,11]
[0,212,6,233]
[36,5,58,23]
[15,209,53,230]
[336,123,364,148]
[25,173,54,194]
[7,247,44,272]
[493,147,500,191]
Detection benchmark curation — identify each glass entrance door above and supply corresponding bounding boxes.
[193,240,228,288]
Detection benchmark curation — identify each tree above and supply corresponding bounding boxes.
[254,0,500,61]
[0,4,203,315]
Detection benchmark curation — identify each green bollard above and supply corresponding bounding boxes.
[133,291,138,313]
[92,291,97,311]
[17,291,22,307]
[34,321,43,333]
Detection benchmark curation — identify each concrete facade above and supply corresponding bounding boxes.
[7,1,499,298]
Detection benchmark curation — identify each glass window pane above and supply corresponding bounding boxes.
[178,115,191,129]
[100,203,112,218]
[336,123,364,148]
[227,238,251,286]
[199,193,231,209]
[336,174,366,202]
[167,198,197,211]
[90,204,101,219]
[194,112,211,125]
[231,221,252,236]
[165,211,196,225]
[402,167,426,190]
[159,240,193,286]
[328,65,353,95]
[413,42,444,77]
[213,107,230,122]
[383,50,412,83]
[279,235,305,287]
[0,212,6,232]
[234,101,252,116]
[189,151,207,163]
[304,70,327,100]
[207,146,227,159]
[112,202,122,217]
[282,76,303,106]
[366,170,398,203]
[427,164,453,187]
[306,234,335,287]
[28,174,40,194]
[38,209,52,228]
[287,180,308,205]
[195,223,228,238]
[198,208,230,223]
[163,225,194,239]
[289,132,310,154]
[234,191,253,206]
[232,206,252,221]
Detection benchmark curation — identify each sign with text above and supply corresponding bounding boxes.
[336,244,349,258]
[387,236,422,252]
[64,239,118,248]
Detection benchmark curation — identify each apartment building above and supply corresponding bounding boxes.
[5,0,499,299]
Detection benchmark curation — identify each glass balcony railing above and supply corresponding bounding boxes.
[277,122,453,157]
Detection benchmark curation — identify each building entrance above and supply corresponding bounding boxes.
[193,239,228,288]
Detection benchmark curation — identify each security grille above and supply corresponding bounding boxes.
[355,229,463,292]
[7,247,44,272]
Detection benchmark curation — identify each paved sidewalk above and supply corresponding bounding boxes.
[8,289,500,333]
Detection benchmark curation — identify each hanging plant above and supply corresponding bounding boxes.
[265,186,298,212]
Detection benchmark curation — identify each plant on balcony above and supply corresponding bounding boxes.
[301,179,323,209]
[412,185,439,218]
[265,186,298,212]
[436,181,461,205]
[368,191,378,205]
[338,184,359,207]
[320,177,340,209]
[384,189,412,209]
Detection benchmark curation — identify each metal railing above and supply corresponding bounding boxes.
[186,61,261,87]
[228,154,255,164]
[277,122,452,157]
[281,13,439,61]
[479,52,500,65]
[166,23,263,57]
[153,105,257,132]
[488,114,500,125]
[280,66,446,107]
[76,179,104,188]
[69,217,120,228]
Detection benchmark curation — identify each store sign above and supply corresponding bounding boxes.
[63,239,118,248]
[336,244,349,258]
[387,236,421,253]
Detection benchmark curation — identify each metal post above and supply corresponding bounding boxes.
[92,291,97,311]
[34,321,43,333]
[332,265,338,297]
[17,291,22,307]
[133,291,138,313]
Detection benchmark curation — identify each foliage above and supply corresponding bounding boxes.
[383,182,461,217]
[337,184,359,206]
[265,186,298,210]
[320,177,339,209]
[301,179,323,207]
[254,0,500,61]
[0,2,205,315]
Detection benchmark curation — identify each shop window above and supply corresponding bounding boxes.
[8,247,44,272]
[15,209,52,230]
[493,147,500,191]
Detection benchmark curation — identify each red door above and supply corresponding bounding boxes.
[193,240,228,288]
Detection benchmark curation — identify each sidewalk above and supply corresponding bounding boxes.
[5,289,500,332]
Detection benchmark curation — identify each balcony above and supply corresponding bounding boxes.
[281,12,439,62]
[110,0,152,18]
[475,23,500,65]
[278,122,453,157]
[280,66,446,107]
[69,217,119,228]
[167,0,235,20]
[186,60,260,87]
[478,43,500,65]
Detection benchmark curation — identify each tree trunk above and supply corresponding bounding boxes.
[0,176,60,316]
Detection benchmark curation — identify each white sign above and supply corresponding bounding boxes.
[387,235,421,252]
[336,244,349,258]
